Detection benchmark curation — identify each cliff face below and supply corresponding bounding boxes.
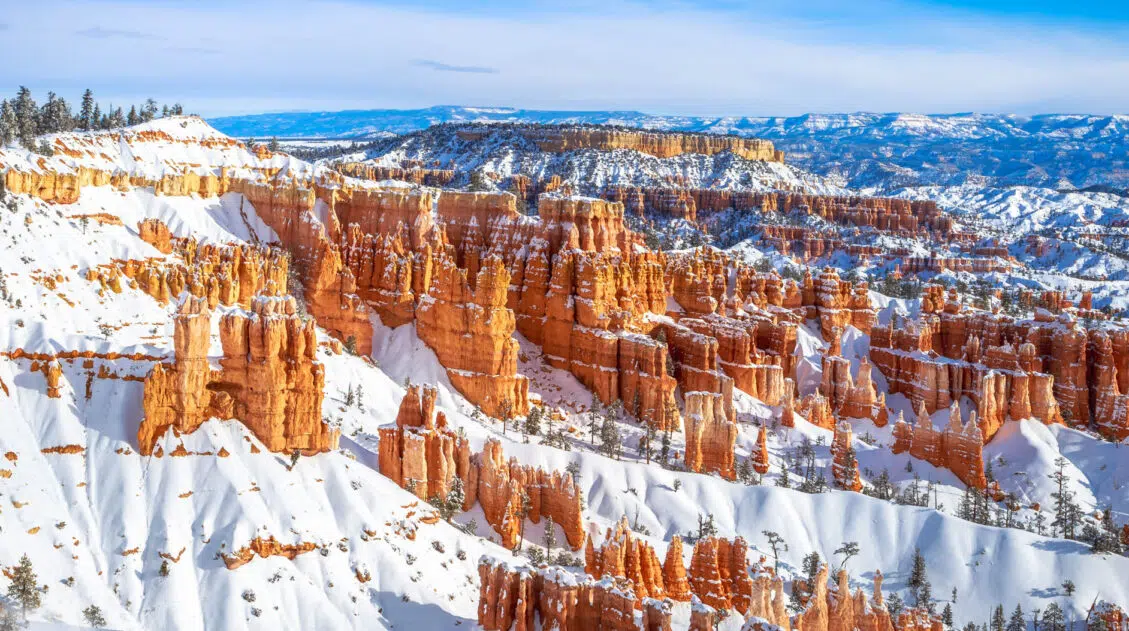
[870,293,1075,438]
[892,404,987,489]
[138,296,337,455]
[683,392,738,480]
[478,559,650,631]
[479,554,944,631]
[379,390,584,551]
[456,126,784,162]
[416,256,530,419]
[97,237,290,310]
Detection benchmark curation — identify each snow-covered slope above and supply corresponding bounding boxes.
[210,107,1129,189]
[2,117,1127,630]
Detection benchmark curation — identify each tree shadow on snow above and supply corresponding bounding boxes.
[1029,538,1090,555]
[370,590,476,629]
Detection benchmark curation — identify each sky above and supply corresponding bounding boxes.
[0,0,1127,117]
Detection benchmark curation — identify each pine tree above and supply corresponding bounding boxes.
[908,547,929,606]
[14,86,38,149]
[887,593,905,620]
[942,604,954,630]
[7,553,42,620]
[1061,580,1074,597]
[439,477,465,522]
[142,98,159,122]
[763,531,787,572]
[524,406,542,437]
[0,100,13,146]
[543,518,557,553]
[1041,603,1065,631]
[79,90,95,130]
[991,605,1006,631]
[1006,604,1025,631]
[91,103,102,130]
[834,541,859,573]
[83,604,107,628]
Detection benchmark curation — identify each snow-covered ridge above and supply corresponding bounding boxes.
[210,107,1129,189]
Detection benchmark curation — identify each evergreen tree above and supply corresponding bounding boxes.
[1041,603,1065,631]
[79,89,95,130]
[991,605,1006,631]
[127,105,139,126]
[7,553,42,620]
[762,531,787,572]
[14,86,39,149]
[834,541,859,573]
[523,406,542,437]
[83,604,107,628]
[1061,580,1075,597]
[142,98,159,122]
[0,100,15,146]
[91,103,102,130]
[908,548,928,603]
[543,519,557,553]
[1006,604,1025,631]
[942,604,954,630]
[887,593,905,620]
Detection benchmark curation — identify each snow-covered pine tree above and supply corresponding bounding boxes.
[79,89,95,130]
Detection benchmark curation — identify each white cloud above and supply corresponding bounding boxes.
[1,0,1127,116]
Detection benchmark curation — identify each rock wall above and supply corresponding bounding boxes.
[870,302,1077,441]
[891,404,987,489]
[457,126,784,162]
[138,296,336,455]
[416,255,530,419]
[379,400,585,551]
[478,557,651,631]
[377,384,470,500]
[683,392,738,479]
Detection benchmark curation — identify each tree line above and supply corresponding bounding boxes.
[0,87,187,152]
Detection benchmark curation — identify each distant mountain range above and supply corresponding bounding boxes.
[209,106,1129,189]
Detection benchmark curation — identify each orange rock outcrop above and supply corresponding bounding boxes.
[891,404,987,489]
[457,125,784,162]
[138,296,337,455]
[138,218,173,254]
[683,392,738,480]
[870,294,1080,440]
[478,558,650,631]
[831,422,862,492]
[221,536,318,570]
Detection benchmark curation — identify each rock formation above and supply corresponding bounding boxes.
[477,557,651,631]
[870,293,1085,442]
[683,392,738,480]
[891,404,987,489]
[378,384,470,500]
[456,125,784,162]
[138,296,337,455]
[831,422,862,492]
[416,255,530,419]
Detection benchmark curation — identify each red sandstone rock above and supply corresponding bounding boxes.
[683,392,738,480]
[891,403,987,489]
[139,296,337,456]
[831,422,862,492]
[752,426,770,475]
[138,218,173,254]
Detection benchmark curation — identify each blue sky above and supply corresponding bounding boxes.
[0,0,1126,117]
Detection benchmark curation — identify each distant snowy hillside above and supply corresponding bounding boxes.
[210,106,1129,189]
